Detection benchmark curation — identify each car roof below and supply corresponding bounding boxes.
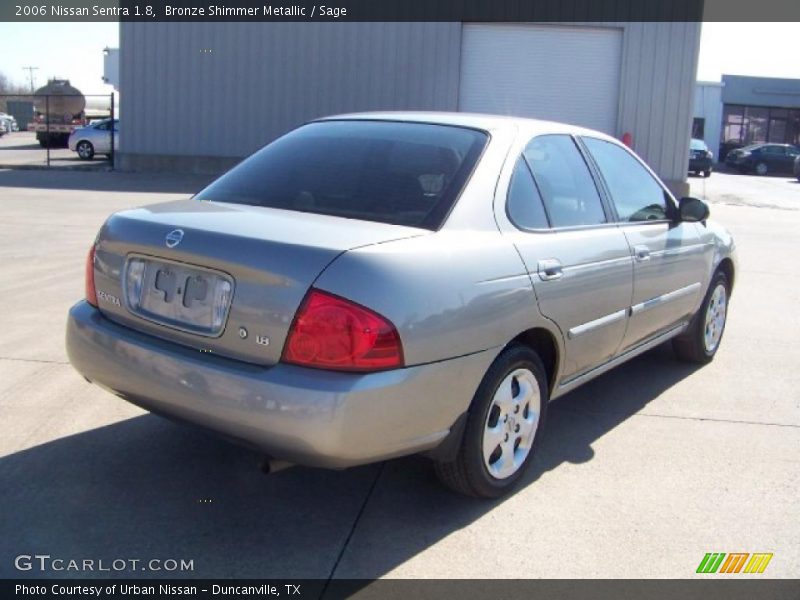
[748,142,795,147]
[314,111,618,142]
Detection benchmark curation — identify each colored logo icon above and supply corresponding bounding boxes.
[697,552,773,574]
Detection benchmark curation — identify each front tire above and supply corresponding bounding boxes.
[76,141,94,160]
[434,345,549,498]
[673,271,729,363]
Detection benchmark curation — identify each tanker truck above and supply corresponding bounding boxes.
[27,79,86,148]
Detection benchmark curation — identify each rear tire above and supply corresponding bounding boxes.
[755,162,768,176]
[673,271,729,363]
[434,344,549,498]
[703,169,712,178]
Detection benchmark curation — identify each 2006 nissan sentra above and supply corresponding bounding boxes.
[66,113,736,498]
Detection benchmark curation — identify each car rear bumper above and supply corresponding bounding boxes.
[66,301,494,468]
[689,157,712,172]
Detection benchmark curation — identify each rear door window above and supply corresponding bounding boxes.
[195,120,488,230]
[523,135,606,228]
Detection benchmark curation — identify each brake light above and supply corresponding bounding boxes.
[283,290,403,371]
[85,244,98,307]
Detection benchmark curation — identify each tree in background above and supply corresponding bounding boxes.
[0,72,28,113]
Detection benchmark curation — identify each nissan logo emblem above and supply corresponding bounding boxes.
[165,229,184,248]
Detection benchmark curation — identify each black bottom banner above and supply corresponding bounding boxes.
[3,579,799,600]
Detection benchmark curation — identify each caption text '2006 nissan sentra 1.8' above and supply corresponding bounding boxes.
[66,113,736,498]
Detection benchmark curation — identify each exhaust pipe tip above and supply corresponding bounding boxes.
[259,457,294,475]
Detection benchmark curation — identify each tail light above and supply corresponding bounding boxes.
[85,244,98,307]
[282,289,403,372]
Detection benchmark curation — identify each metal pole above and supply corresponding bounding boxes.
[110,92,115,170]
[22,66,38,93]
[45,94,50,168]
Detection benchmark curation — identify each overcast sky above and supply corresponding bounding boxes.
[0,22,798,96]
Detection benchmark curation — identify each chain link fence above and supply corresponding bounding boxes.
[0,93,116,169]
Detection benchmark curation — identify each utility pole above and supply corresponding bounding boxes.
[22,66,38,93]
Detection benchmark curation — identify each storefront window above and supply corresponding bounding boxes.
[788,110,800,146]
[722,105,744,144]
[721,105,800,149]
[768,118,787,143]
[744,107,768,144]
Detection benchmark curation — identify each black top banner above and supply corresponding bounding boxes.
[2,0,800,22]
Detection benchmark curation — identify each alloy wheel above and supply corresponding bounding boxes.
[482,368,541,480]
[703,283,727,353]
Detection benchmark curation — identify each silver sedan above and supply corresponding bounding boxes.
[66,113,736,498]
[68,118,119,160]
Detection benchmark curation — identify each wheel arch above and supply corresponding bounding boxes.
[509,327,560,396]
[716,257,735,295]
[425,325,561,463]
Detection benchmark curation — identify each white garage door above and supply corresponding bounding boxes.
[459,24,622,135]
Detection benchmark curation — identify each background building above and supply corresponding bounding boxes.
[718,74,800,161]
[102,47,120,90]
[693,81,723,161]
[118,20,702,196]
[693,75,800,162]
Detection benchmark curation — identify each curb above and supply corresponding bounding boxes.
[0,164,112,172]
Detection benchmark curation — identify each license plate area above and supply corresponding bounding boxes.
[123,255,234,337]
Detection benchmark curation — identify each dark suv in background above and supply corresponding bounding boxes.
[725,143,800,176]
[688,138,713,177]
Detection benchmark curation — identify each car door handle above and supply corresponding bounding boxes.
[537,259,563,281]
[633,245,651,261]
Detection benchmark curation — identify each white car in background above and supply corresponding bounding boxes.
[0,113,14,136]
[68,118,119,160]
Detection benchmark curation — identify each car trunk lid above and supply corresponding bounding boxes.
[92,199,427,366]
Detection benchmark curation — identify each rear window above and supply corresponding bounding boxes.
[195,120,488,229]
[690,139,707,151]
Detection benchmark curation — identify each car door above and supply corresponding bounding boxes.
[94,121,110,153]
[580,136,709,352]
[761,145,782,172]
[771,145,794,174]
[787,146,800,174]
[503,134,633,381]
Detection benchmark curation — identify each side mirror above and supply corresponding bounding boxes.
[678,197,710,222]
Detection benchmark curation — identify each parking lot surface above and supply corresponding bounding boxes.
[0,168,797,579]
